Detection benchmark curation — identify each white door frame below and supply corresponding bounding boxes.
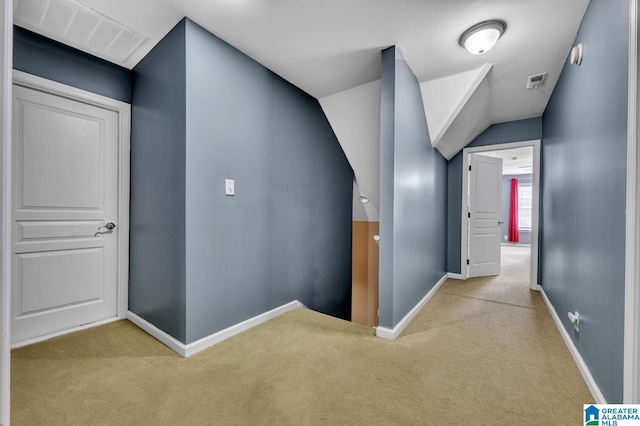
[11,71,131,337]
[1,1,12,424]
[624,0,640,404]
[461,139,541,290]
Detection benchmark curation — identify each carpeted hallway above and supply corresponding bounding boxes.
[11,245,592,425]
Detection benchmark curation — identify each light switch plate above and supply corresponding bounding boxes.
[225,179,235,196]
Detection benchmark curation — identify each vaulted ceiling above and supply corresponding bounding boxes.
[14,0,591,217]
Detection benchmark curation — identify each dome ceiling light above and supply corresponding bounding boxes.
[459,20,507,55]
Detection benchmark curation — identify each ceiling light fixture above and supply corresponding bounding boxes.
[459,20,506,55]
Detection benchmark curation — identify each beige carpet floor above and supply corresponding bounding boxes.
[11,245,592,425]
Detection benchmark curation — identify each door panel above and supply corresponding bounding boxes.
[468,154,503,277]
[19,100,104,210]
[16,220,103,240]
[17,248,103,314]
[11,84,118,344]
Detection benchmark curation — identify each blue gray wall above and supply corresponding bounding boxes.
[130,21,188,342]
[13,26,131,103]
[182,20,352,343]
[541,0,628,403]
[447,118,542,273]
[501,174,532,245]
[379,47,448,328]
[130,19,353,344]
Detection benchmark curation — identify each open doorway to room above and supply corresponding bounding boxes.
[461,140,540,290]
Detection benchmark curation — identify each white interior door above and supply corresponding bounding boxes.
[468,153,503,278]
[11,83,119,344]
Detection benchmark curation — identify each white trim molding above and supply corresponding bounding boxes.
[127,311,186,356]
[1,1,12,424]
[128,300,304,357]
[625,0,640,404]
[376,274,448,340]
[12,71,131,323]
[460,139,541,291]
[116,98,131,320]
[539,286,606,404]
[447,272,464,280]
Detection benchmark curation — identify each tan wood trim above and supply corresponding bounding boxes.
[351,221,379,327]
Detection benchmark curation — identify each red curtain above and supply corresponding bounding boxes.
[509,178,519,242]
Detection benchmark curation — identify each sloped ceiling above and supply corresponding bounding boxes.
[421,63,493,160]
[320,80,381,217]
[14,0,591,211]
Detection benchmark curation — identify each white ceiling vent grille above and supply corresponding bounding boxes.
[526,72,548,90]
[14,0,148,64]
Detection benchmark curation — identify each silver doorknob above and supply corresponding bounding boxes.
[95,222,116,236]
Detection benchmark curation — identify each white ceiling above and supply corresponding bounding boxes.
[13,0,183,69]
[14,0,590,211]
[480,147,534,176]
[17,0,590,108]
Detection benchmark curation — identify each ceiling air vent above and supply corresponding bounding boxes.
[14,0,148,63]
[526,73,547,90]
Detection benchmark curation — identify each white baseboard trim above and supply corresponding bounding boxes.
[127,311,186,356]
[376,274,448,340]
[184,300,303,357]
[447,272,464,280]
[128,300,304,358]
[11,316,121,349]
[538,286,607,404]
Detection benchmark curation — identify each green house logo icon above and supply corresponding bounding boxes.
[585,405,599,426]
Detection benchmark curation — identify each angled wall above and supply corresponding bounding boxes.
[379,46,447,328]
[183,20,353,343]
[541,0,628,402]
[130,20,188,342]
[130,19,353,344]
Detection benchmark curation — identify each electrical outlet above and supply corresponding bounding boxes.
[567,311,580,332]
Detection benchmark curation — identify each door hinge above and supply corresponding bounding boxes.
[468,212,471,218]
[469,165,472,171]
[467,259,470,265]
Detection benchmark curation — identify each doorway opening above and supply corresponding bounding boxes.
[461,140,540,290]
